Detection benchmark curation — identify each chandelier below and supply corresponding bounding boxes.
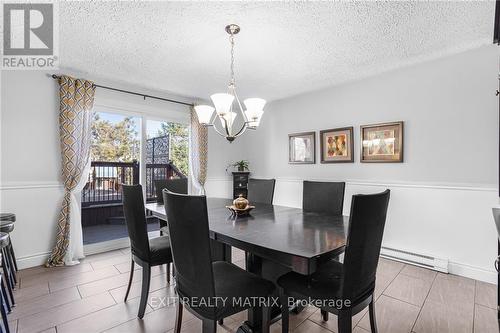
[194,24,266,143]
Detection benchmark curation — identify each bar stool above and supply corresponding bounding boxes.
[0,233,15,308]
[0,214,17,272]
[0,271,11,333]
[0,223,16,287]
[0,251,12,312]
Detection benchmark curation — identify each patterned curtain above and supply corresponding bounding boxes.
[189,106,208,194]
[46,76,95,267]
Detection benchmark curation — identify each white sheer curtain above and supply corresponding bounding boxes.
[64,160,91,265]
[189,107,208,195]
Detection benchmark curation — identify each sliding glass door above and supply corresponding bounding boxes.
[145,119,189,201]
[80,108,189,253]
[81,111,142,246]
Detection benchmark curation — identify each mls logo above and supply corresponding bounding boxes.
[2,2,58,69]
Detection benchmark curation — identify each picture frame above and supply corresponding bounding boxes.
[360,121,404,163]
[288,131,316,164]
[320,127,354,163]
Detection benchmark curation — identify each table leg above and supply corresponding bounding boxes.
[245,254,263,332]
[241,254,291,333]
[211,240,232,263]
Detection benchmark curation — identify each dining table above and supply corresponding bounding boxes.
[145,197,349,333]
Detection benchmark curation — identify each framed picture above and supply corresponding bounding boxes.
[360,121,404,163]
[320,127,354,163]
[289,131,316,164]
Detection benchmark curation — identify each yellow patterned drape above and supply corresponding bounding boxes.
[46,76,95,267]
[190,106,208,194]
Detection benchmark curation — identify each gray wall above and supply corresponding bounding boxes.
[235,45,498,187]
[204,46,500,283]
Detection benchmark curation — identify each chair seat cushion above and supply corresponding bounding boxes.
[148,236,172,265]
[210,261,275,319]
[0,213,15,223]
[277,260,344,301]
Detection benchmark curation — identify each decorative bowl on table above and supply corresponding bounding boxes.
[226,194,255,216]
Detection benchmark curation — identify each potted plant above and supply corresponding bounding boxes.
[226,160,250,172]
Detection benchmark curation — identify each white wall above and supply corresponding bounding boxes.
[0,70,192,268]
[206,45,500,283]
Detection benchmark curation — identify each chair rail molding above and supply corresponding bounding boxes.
[0,181,64,191]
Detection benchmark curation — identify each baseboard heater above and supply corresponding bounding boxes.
[380,246,449,273]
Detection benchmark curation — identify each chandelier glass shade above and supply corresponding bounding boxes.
[194,24,266,142]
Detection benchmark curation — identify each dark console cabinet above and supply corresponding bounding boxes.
[232,171,250,199]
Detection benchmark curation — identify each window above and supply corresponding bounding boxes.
[146,119,189,200]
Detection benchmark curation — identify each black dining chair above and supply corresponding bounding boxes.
[303,181,345,215]
[247,178,276,204]
[303,180,346,321]
[155,178,188,204]
[163,190,276,333]
[122,184,174,319]
[278,190,390,333]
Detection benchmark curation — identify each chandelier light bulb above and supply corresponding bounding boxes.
[210,93,234,117]
[194,105,215,125]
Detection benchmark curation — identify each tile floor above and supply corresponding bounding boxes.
[6,248,499,333]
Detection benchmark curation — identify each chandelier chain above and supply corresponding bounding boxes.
[229,33,235,86]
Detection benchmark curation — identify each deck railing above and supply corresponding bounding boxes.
[81,160,185,207]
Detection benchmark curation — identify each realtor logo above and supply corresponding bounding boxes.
[2,2,59,69]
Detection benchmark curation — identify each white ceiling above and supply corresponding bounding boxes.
[60,1,495,102]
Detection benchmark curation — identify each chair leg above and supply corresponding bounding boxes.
[0,278,10,313]
[166,263,171,285]
[138,265,151,319]
[321,309,329,322]
[337,310,352,333]
[3,248,16,285]
[369,299,378,333]
[201,318,216,333]
[261,305,271,333]
[1,260,14,307]
[174,301,183,333]
[1,250,14,289]
[124,260,135,302]
[7,243,17,272]
[280,292,289,333]
[0,291,9,333]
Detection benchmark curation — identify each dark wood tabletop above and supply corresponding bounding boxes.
[146,197,349,275]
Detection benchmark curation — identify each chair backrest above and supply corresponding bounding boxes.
[303,181,346,215]
[155,178,188,203]
[122,184,150,261]
[163,190,216,308]
[341,190,390,299]
[247,178,276,204]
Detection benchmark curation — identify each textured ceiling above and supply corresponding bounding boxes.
[59,1,495,102]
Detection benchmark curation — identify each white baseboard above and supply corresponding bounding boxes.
[449,261,497,284]
[17,251,51,270]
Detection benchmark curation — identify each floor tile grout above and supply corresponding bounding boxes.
[409,270,438,333]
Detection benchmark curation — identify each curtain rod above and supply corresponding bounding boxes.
[50,74,193,107]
